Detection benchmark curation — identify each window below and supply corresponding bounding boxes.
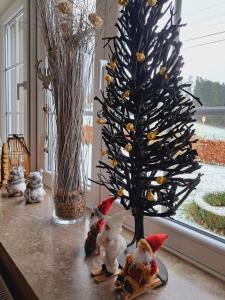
[4,10,27,141]
[173,0,225,241]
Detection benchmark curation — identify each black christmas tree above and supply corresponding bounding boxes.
[94,0,202,244]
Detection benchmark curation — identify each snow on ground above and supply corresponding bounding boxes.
[174,163,225,239]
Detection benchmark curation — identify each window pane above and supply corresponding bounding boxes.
[6,21,17,67]
[18,13,24,64]
[181,0,225,107]
[174,114,225,240]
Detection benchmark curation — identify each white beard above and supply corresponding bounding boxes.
[133,248,152,265]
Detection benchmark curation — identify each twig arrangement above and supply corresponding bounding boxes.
[94,0,202,242]
[37,0,102,220]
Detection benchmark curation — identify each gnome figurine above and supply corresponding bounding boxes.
[84,196,116,256]
[115,233,168,295]
[91,211,128,283]
[24,170,46,204]
[7,166,26,196]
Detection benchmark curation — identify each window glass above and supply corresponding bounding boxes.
[173,0,225,240]
[5,11,26,138]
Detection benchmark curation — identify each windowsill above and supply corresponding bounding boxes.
[87,198,225,281]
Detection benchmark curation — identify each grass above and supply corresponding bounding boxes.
[203,192,225,207]
[187,202,225,237]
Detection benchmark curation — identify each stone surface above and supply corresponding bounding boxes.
[0,189,225,300]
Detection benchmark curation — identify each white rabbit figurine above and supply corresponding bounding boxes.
[24,169,46,204]
[7,166,26,196]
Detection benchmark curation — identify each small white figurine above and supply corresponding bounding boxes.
[24,169,46,204]
[7,166,26,196]
[91,211,128,282]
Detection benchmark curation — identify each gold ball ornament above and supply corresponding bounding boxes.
[126,123,135,132]
[118,0,128,6]
[112,159,118,168]
[156,176,167,185]
[109,60,117,70]
[136,52,145,62]
[88,13,103,28]
[96,118,106,125]
[147,131,157,141]
[148,0,157,7]
[117,188,125,197]
[125,143,132,153]
[57,2,71,14]
[104,74,113,84]
[101,149,108,157]
[146,190,155,201]
[122,90,131,100]
[159,66,168,80]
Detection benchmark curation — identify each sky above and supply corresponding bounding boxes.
[180,0,225,84]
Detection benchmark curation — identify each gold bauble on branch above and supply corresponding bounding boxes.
[88,13,103,28]
[125,143,132,153]
[104,74,113,84]
[122,90,131,100]
[109,60,117,70]
[148,0,158,7]
[118,0,128,6]
[159,66,168,80]
[117,188,125,197]
[112,159,118,168]
[126,123,135,132]
[147,131,157,141]
[146,190,155,201]
[136,52,145,62]
[156,176,167,185]
[101,149,108,157]
[96,118,106,125]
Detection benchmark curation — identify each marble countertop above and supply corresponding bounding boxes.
[1,189,225,300]
[0,189,106,300]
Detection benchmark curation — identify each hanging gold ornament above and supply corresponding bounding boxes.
[57,2,71,14]
[125,143,132,153]
[117,188,125,197]
[136,52,145,62]
[147,190,155,201]
[118,0,128,6]
[96,118,106,125]
[156,176,167,185]
[148,0,157,7]
[112,159,118,168]
[122,90,131,100]
[147,131,157,141]
[88,13,103,28]
[126,123,135,132]
[159,66,168,80]
[101,149,108,157]
[104,74,113,84]
[109,60,117,70]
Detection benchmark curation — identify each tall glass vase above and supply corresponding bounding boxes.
[53,189,86,225]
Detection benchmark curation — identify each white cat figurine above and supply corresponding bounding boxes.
[24,169,46,204]
[7,166,26,196]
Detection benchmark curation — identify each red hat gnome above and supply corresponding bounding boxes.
[95,196,116,216]
[84,196,116,256]
[115,233,168,294]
